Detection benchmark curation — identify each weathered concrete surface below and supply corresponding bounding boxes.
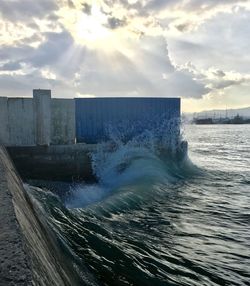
[0,97,9,145]
[51,99,75,145]
[33,90,51,146]
[0,147,32,286]
[7,98,35,146]
[0,146,98,286]
[0,94,77,147]
[7,144,96,182]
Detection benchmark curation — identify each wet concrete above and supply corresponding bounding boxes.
[0,146,98,286]
[0,147,32,286]
[7,144,96,182]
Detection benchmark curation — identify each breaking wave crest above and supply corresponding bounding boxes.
[65,118,195,209]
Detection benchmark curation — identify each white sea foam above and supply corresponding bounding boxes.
[66,117,187,208]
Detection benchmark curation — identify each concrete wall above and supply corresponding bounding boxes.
[33,89,51,146]
[0,91,76,146]
[0,97,9,145]
[8,144,95,182]
[51,99,75,145]
[8,98,35,146]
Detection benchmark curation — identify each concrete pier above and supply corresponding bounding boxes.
[7,144,96,182]
[33,89,51,146]
[51,99,75,145]
[0,90,76,147]
[0,97,9,145]
[8,98,35,146]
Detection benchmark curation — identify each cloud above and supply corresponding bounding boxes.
[1,0,250,111]
[213,70,225,78]
[0,31,209,100]
[70,35,210,98]
[67,0,75,9]
[82,3,92,15]
[106,17,127,29]
[180,0,246,11]
[176,62,250,95]
[0,61,22,71]
[0,29,74,75]
[0,0,58,22]
[0,44,34,63]
[168,8,250,73]
[27,30,74,68]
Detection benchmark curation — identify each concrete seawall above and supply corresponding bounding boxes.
[1,92,180,149]
[0,90,76,147]
[7,144,96,182]
[0,146,97,285]
[0,147,32,285]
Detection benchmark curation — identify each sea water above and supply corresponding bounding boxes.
[27,124,250,286]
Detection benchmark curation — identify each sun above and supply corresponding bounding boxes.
[56,1,139,53]
[57,3,114,48]
[75,11,110,44]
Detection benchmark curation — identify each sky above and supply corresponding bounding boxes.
[1,0,250,112]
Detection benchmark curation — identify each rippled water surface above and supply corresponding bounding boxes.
[29,125,250,286]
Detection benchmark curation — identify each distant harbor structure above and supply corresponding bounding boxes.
[193,111,250,125]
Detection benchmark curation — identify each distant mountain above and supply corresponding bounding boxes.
[183,107,250,122]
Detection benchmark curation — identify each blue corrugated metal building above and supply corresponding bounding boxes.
[75,98,180,144]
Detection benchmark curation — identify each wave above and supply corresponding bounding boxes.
[21,124,250,286]
[65,119,199,209]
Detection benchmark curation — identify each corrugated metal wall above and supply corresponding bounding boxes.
[75,98,180,143]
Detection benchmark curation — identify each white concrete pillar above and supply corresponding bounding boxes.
[0,97,9,145]
[33,89,51,146]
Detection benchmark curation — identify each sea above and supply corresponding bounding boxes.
[27,124,250,286]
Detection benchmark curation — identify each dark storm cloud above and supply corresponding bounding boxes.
[0,0,58,21]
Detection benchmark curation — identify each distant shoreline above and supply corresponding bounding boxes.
[193,123,250,125]
[192,114,250,125]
